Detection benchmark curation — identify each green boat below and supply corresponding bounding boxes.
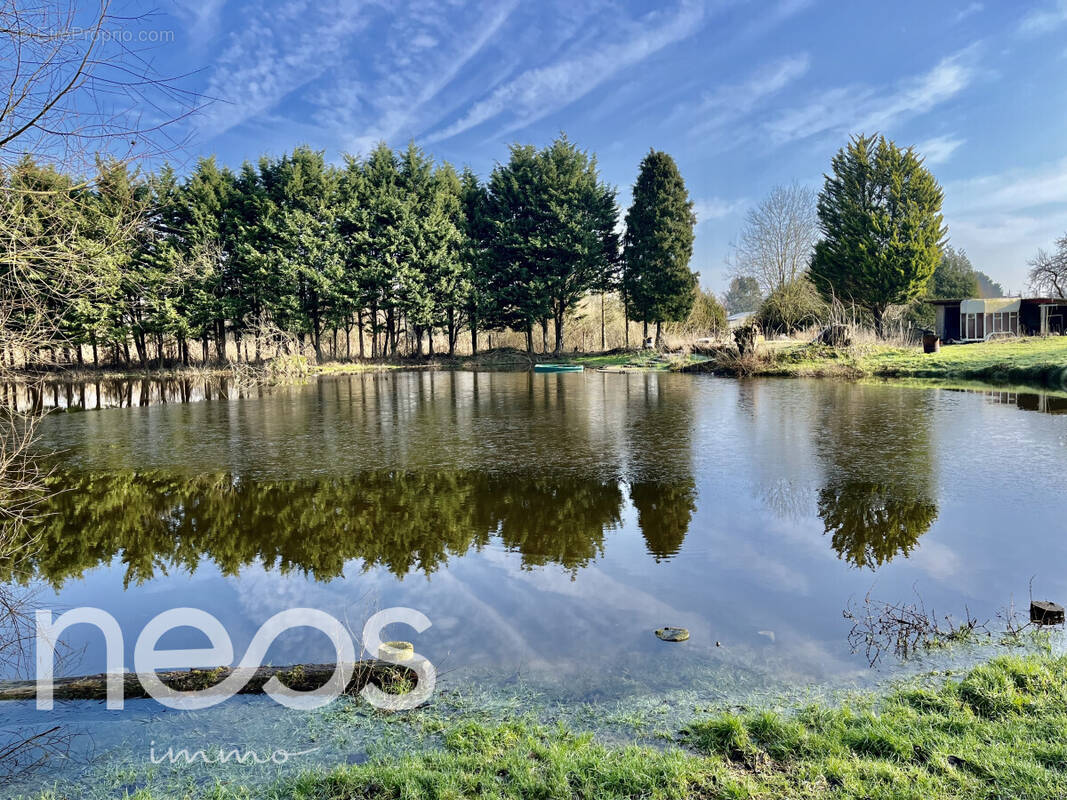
[534,363,584,373]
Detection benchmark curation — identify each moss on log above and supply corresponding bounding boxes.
[0,660,414,702]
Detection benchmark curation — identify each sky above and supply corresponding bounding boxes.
[132,0,1067,293]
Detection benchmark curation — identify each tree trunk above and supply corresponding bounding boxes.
[215,320,226,362]
[370,305,378,358]
[447,308,457,357]
[357,310,366,359]
[470,323,478,357]
[525,325,533,355]
[540,319,549,353]
[873,307,885,339]
[554,305,565,355]
[655,320,662,349]
[600,293,606,351]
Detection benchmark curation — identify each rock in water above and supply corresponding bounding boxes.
[655,627,689,642]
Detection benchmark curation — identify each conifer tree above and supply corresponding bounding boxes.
[622,150,697,344]
[811,134,947,337]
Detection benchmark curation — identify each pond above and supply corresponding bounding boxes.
[3,371,1066,794]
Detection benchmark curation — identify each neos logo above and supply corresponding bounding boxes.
[35,606,434,712]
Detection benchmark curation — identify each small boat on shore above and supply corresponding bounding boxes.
[534,363,584,373]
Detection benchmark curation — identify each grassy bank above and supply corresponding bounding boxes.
[706,336,1067,390]
[44,653,1067,800]
[10,337,1067,391]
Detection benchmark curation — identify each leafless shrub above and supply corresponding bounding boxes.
[1028,234,1067,299]
[844,588,988,667]
[1,1,200,779]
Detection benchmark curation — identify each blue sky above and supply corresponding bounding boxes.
[146,0,1067,293]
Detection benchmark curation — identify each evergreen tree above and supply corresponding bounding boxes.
[930,247,979,299]
[974,270,1004,299]
[722,275,763,314]
[485,144,550,353]
[622,150,697,344]
[459,167,491,355]
[811,134,947,337]
[536,136,618,354]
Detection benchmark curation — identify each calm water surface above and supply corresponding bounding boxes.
[4,371,1067,794]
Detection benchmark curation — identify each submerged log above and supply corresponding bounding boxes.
[0,660,414,702]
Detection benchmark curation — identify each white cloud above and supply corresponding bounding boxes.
[943,158,1067,287]
[947,158,1067,215]
[915,135,965,165]
[687,54,810,138]
[426,0,706,143]
[327,0,519,155]
[1018,0,1067,35]
[195,0,370,137]
[694,196,745,224]
[172,0,226,43]
[953,2,983,23]
[764,48,978,145]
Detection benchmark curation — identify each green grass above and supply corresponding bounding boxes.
[745,337,1067,390]
[56,654,1067,800]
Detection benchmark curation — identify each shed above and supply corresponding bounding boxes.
[727,311,757,329]
[929,297,1066,341]
[959,298,1020,340]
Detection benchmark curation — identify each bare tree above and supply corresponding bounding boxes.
[1,0,199,170]
[0,1,198,780]
[1029,234,1067,299]
[729,183,818,296]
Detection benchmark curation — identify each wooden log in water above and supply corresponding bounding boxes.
[0,660,414,702]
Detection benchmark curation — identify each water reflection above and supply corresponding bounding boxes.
[12,373,1026,588]
[982,389,1067,415]
[6,373,1066,711]
[815,385,939,569]
[10,470,645,586]
[0,376,264,413]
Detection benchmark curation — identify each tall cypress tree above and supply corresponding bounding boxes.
[811,134,947,337]
[622,150,697,344]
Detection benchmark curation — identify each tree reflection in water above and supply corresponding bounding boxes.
[815,386,939,569]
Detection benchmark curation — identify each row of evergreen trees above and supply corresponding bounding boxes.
[4,136,702,366]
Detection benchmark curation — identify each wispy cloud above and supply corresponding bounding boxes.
[947,158,1067,215]
[195,0,370,138]
[915,135,965,165]
[426,0,706,143]
[954,2,983,23]
[694,196,745,224]
[322,0,519,155]
[686,54,810,138]
[943,158,1067,286]
[1018,0,1067,35]
[764,48,979,145]
[172,0,227,44]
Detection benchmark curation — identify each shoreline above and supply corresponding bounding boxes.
[5,337,1066,395]
[23,652,1067,800]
